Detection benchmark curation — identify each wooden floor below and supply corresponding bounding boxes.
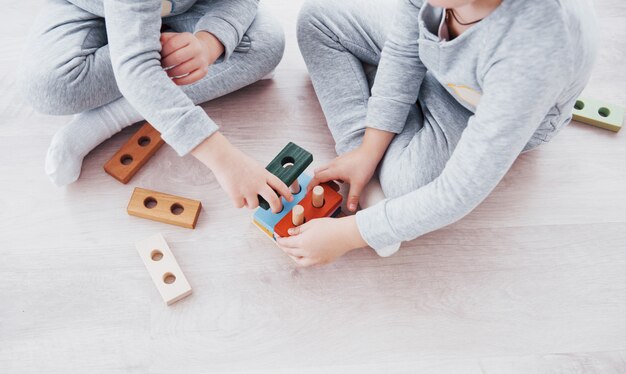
[2,1,626,373]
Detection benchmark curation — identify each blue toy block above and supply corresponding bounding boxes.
[253,173,312,236]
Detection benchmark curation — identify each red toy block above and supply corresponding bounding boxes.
[274,182,342,237]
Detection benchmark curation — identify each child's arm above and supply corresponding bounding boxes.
[104,0,214,156]
[277,3,572,266]
[193,0,259,62]
[366,0,426,137]
[103,0,291,212]
[307,0,425,212]
[279,46,570,265]
[355,41,572,252]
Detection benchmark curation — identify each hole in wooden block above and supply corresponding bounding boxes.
[120,154,134,165]
[151,250,163,261]
[138,136,151,147]
[163,272,176,284]
[574,100,584,110]
[170,203,184,215]
[281,157,296,168]
[144,197,158,209]
[598,107,610,117]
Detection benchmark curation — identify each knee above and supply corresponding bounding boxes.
[247,9,285,73]
[296,0,339,51]
[18,57,87,115]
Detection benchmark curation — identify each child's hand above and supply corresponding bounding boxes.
[192,132,293,213]
[275,216,367,267]
[308,145,381,212]
[160,31,225,86]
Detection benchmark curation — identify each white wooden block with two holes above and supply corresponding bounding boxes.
[135,233,192,306]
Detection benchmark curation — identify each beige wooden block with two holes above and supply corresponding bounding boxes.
[127,187,202,229]
[135,233,192,306]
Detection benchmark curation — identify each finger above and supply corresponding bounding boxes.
[233,196,245,209]
[167,58,202,78]
[259,185,282,213]
[287,225,303,236]
[308,164,331,192]
[347,182,364,212]
[295,256,316,267]
[275,234,301,249]
[161,32,192,59]
[244,193,259,210]
[311,168,341,188]
[287,254,304,264]
[160,32,178,45]
[313,164,330,174]
[162,46,196,68]
[277,242,306,258]
[172,67,208,86]
[267,173,293,202]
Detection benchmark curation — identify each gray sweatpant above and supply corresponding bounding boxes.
[20,0,284,118]
[297,2,471,211]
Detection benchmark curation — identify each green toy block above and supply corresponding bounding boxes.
[572,97,624,132]
[258,142,313,210]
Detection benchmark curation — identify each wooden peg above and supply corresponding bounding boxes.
[135,233,192,306]
[127,187,202,229]
[292,205,305,226]
[104,122,165,184]
[284,163,301,194]
[274,182,343,238]
[312,185,324,208]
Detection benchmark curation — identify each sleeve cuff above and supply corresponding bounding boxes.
[160,106,219,156]
[366,96,413,134]
[195,16,239,62]
[355,200,403,257]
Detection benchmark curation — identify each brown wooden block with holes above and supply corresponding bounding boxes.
[104,122,165,184]
[274,182,342,238]
[127,187,202,229]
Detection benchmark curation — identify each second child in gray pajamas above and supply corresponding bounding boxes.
[20,0,295,214]
[275,0,598,266]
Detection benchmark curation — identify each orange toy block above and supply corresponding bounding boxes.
[104,122,165,184]
[274,182,342,238]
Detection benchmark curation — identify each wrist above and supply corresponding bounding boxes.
[341,215,368,250]
[360,127,395,161]
[195,31,225,63]
[191,131,232,170]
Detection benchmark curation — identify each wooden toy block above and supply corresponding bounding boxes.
[135,233,192,306]
[127,187,202,229]
[258,142,313,210]
[253,173,312,236]
[104,122,165,184]
[274,182,343,238]
[291,205,305,226]
[572,97,624,132]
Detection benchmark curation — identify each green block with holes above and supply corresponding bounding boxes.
[572,97,624,132]
[258,142,313,210]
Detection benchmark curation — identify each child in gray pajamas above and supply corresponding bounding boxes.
[275,0,598,266]
[20,0,294,213]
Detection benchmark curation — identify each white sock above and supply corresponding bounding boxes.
[46,98,142,186]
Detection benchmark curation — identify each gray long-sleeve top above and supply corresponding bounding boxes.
[68,0,259,155]
[355,0,598,254]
